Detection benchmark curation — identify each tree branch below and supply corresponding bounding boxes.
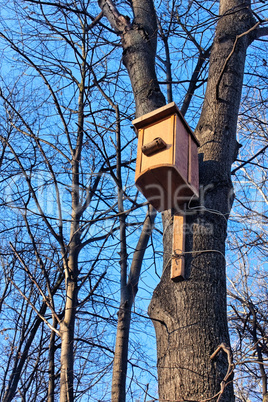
[211,343,235,402]
[216,21,261,100]
[231,144,268,175]
[8,277,61,337]
[255,26,268,40]
[98,0,131,33]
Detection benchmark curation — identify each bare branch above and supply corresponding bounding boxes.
[8,277,61,338]
[211,343,235,402]
[216,21,261,100]
[255,26,268,40]
[98,0,131,33]
[231,144,268,175]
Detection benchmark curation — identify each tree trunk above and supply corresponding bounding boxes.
[48,317,57,402]
[111,205,157,401]
[148,1,255,401]
[59,47,85,400]
[59,283,77,402]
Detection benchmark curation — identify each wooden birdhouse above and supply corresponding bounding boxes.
[133,102,200,282]
[133,102,199,212]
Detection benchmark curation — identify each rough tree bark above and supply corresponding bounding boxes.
[148,0,256,401]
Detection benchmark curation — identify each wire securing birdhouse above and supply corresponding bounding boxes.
[133,102,199,212]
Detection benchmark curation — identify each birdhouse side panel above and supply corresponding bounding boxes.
[174,115,189,186]
[135,128,144,181]
[188,137,199,195]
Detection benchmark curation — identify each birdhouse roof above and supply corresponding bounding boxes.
[132,102,199,146]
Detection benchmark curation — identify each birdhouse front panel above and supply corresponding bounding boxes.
[139,116,174,175]
[133,102,199,212]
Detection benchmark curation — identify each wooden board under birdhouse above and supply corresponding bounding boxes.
[171,214,185,281]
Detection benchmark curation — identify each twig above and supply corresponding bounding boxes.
[210,343,235,402]
[216,21,261,100]
[231,144,268,175]
[7,277,61,337]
